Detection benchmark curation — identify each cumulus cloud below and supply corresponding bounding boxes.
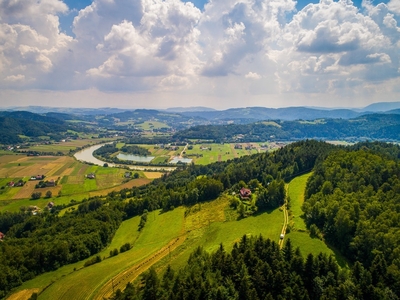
[0,0,72,88]
[0,0,400,108]
[245,72,262,79]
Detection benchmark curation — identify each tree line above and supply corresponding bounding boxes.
[112,235,395,300]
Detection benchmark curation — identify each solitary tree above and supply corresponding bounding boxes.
[31,192,42,200]
[45,190,52,198]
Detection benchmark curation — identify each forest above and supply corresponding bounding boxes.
[1,140,400,299]
[173,114,400,142]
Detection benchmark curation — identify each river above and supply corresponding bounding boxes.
[74,143,176,171]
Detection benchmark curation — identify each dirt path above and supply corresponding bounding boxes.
[278,184,289,249]
[179,143,188,158]
[92,235,186,300]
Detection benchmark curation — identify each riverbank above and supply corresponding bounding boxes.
[74,143,177,172]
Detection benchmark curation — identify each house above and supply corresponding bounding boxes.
[47,202,55,209]
[234,144,243,149]
[46,179,55,187]
[15,181,24,187]
[124,172,131,178]
[30,175,44,180]
[0,232,4,240]
[7,182,15,187]
[239,187,252,199]
[87,173,96,179]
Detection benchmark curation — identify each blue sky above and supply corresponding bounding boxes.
[1,0,399,109]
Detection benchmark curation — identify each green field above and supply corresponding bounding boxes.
[286,173,349,268]
[287,172,311,231]
[20,208,184,300]
[185,143,260,165]
[137,121,170,130]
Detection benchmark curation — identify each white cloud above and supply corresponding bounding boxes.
[388,0,400,14]
[0,0,400,108]
[0,0,72,88]
[245,72,262,79]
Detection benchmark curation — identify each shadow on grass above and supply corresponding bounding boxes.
[325,242,351,269]
[236,207,279,220]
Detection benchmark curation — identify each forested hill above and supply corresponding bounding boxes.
[0,111,82,144]
[2,140,400,298]
[173,113,400,142]
[113,141,400,300]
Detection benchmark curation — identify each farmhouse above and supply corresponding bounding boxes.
[7,182,15,187]
[240,187,252,199]
[87,173,96,179]
[47,202,55,209]
[124,172,131,178]
[0,232,4,240]
[46,179,55,187]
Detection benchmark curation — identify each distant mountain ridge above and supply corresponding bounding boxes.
[2,101,400,124]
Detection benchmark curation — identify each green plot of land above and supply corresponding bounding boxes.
[0,186,22,201]
[165,205,284,272]
[285,231,349,268]
[137,121,170,130]
[0,193,91,213]
[286,173,349,269]
[185,143,259,165]
[84,179,98,192]
[33,208,184,300]
[287,172,312,231]
[61,183,86,194]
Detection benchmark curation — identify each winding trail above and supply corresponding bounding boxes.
[278,184,289,249]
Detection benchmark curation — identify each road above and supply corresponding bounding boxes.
[179,143,188,158]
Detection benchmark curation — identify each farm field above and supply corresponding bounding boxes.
[184,143,259,164]
[19,138,118,154]
[0,154,158,212]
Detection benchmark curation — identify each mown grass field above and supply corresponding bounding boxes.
[287,172,312,231]
[18,208,185,300]
[286,173,349,268]
[185,143,261,165]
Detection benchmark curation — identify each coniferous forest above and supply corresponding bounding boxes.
[1,140,400,299]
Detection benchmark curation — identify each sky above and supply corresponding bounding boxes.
[0,0,399,110]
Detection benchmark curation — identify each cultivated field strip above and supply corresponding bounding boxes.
[92,235,186,300]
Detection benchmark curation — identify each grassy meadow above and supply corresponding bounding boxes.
[285,173,349,268]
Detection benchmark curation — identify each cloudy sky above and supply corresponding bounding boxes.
[0,0,399,109]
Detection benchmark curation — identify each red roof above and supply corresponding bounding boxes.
[240,187,251,198]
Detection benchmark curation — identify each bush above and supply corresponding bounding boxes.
[120,243,131,253]
[31,192,42,200]
[84,255,102,267]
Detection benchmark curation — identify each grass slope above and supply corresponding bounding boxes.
[15,208,184,300]
[286,173,349,268]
